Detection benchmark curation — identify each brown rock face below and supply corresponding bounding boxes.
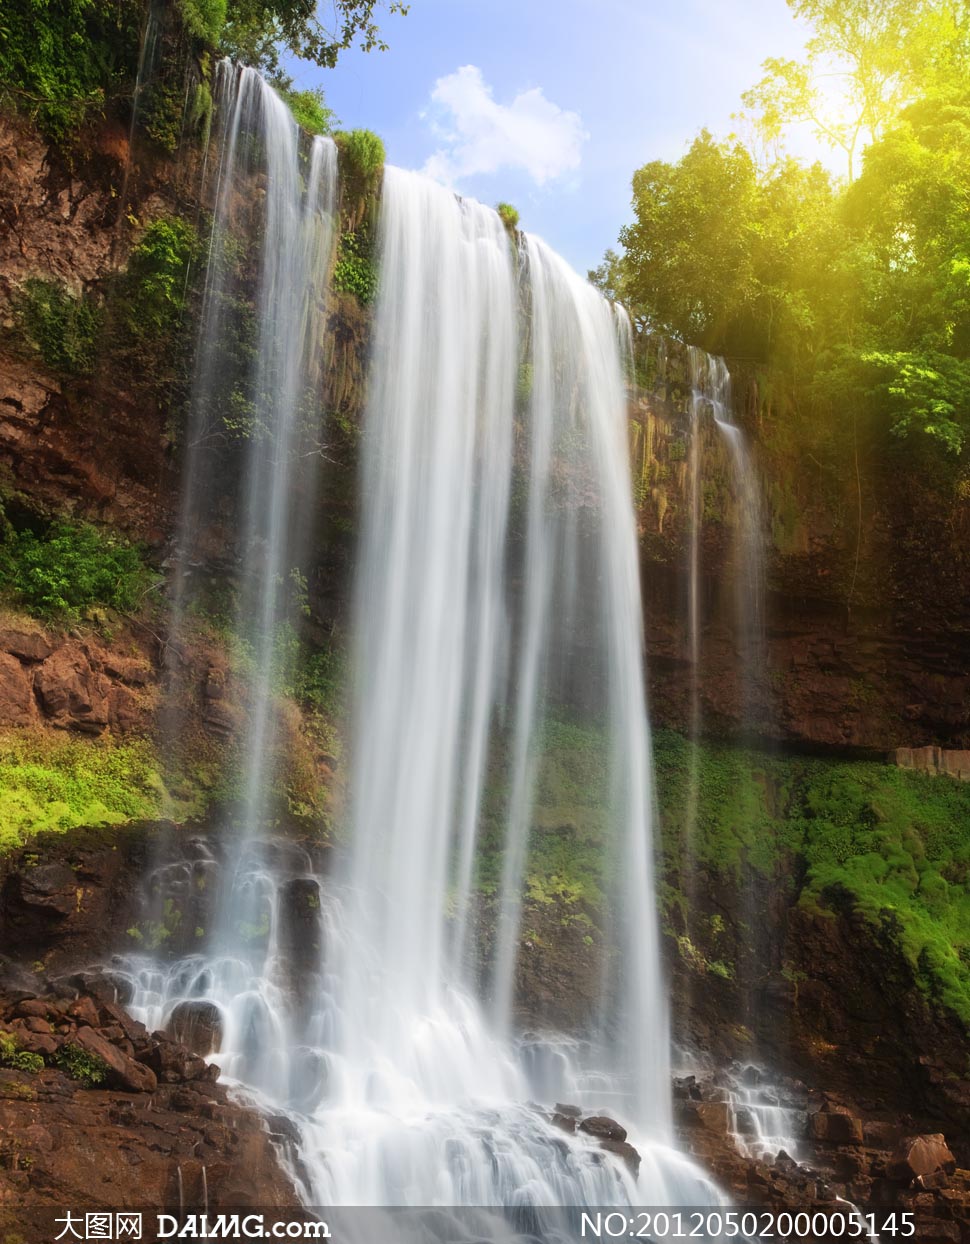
[0,651,35,725]
[34,643,110,733]
[888,1134,957,1184]
[73,1025,158,1093]
[808,1105,864,1145]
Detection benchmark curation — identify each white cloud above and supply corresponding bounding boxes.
[421,65,588,188]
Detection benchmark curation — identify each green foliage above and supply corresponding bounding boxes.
[336,128,385,188]
[0,732,164,853]
[0,512,153,621]
[16,280,102,375]
[496,202,520,231]
[604,14,970,464]
[220,0,409,83]
[333,230,378,304]
[54,1043,107,1086]
[653,729,970,1027]
[282,86,336,136]
[0,1032,44,1074]
[0,0,143,140]
[178,0,227,44]
[125,217,201,339]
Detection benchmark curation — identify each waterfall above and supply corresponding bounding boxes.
[121,88,720,1219]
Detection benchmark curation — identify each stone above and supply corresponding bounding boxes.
[550,1113,576,1133]
[74,1025,157,1094]
[13,863,77,917]
[137,1038,207,1083]
[887,1135,956,1184]
[0,652,35,726]
[67,995,101,1028]
[599,1138,641,1177]
[101,654,151,685]
[0,626,55,662]
[807,1105,864,1145]
[34,643,110,733]
[166,1000,222,1056]
[578,1115,628,1142]
[554,1102,582,1118]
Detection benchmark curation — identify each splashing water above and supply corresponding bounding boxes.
[120,87,721,1221]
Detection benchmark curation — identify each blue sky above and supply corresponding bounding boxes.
[291,0,817,274]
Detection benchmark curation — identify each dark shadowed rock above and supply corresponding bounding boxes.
[579,1115,628,1142]
[599,1138,641,1177]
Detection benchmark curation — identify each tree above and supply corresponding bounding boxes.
[739,0,970,180]
[220,0,410,84]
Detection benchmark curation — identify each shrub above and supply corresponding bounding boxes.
[177,0,226,44]
[496,202,519,231]
[336,128,385,184]
[283,87,336,137]
[0,0,143,141]
[125,217,201,339]
[17,280,102,375]
[332,230,378,304]
[0,1032,44,1074]
[55,1043,107,1086]
[0,514,153,621]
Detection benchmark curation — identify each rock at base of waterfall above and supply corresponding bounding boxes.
[166,999,223,1056]
[578,1115,628,1142]
[599,1138,641,1177]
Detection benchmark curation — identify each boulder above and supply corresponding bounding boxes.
[137,1037,208,1083]
[599,1138,641,1178]
[887,1134,956,1184]
[166,1000,223,1057]
[550,1112,576,1134]
[67,995,100,1028]
[0,652,35,726]
[74,1025,157,1093]
[578,1115,628,1143]
[0,626,55,662]
[34,643,110,732]
[807,1102,864,1145]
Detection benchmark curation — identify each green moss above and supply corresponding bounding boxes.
[653,728,970,1027]
[16,280,103,375]
[0,510,155,622]
[0,732,164,854]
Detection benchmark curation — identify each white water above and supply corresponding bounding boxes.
[120,84,722,1223]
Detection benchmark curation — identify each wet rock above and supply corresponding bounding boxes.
[551,1113,577,1133]
[74,1025,157,1094]
[600,1138,641,1177]
[578,1115,627,1142]
[137,1038,208,1084]
[554,1102,582,1118]
[888,1134,956,1184]
[166,1000,222,1057]
[10,863,77,918]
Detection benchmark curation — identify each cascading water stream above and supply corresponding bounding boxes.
[118,80,721,1223]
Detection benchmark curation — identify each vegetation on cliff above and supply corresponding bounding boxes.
[595,0,970,462]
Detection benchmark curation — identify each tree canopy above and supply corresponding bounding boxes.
[596,0,970,458]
